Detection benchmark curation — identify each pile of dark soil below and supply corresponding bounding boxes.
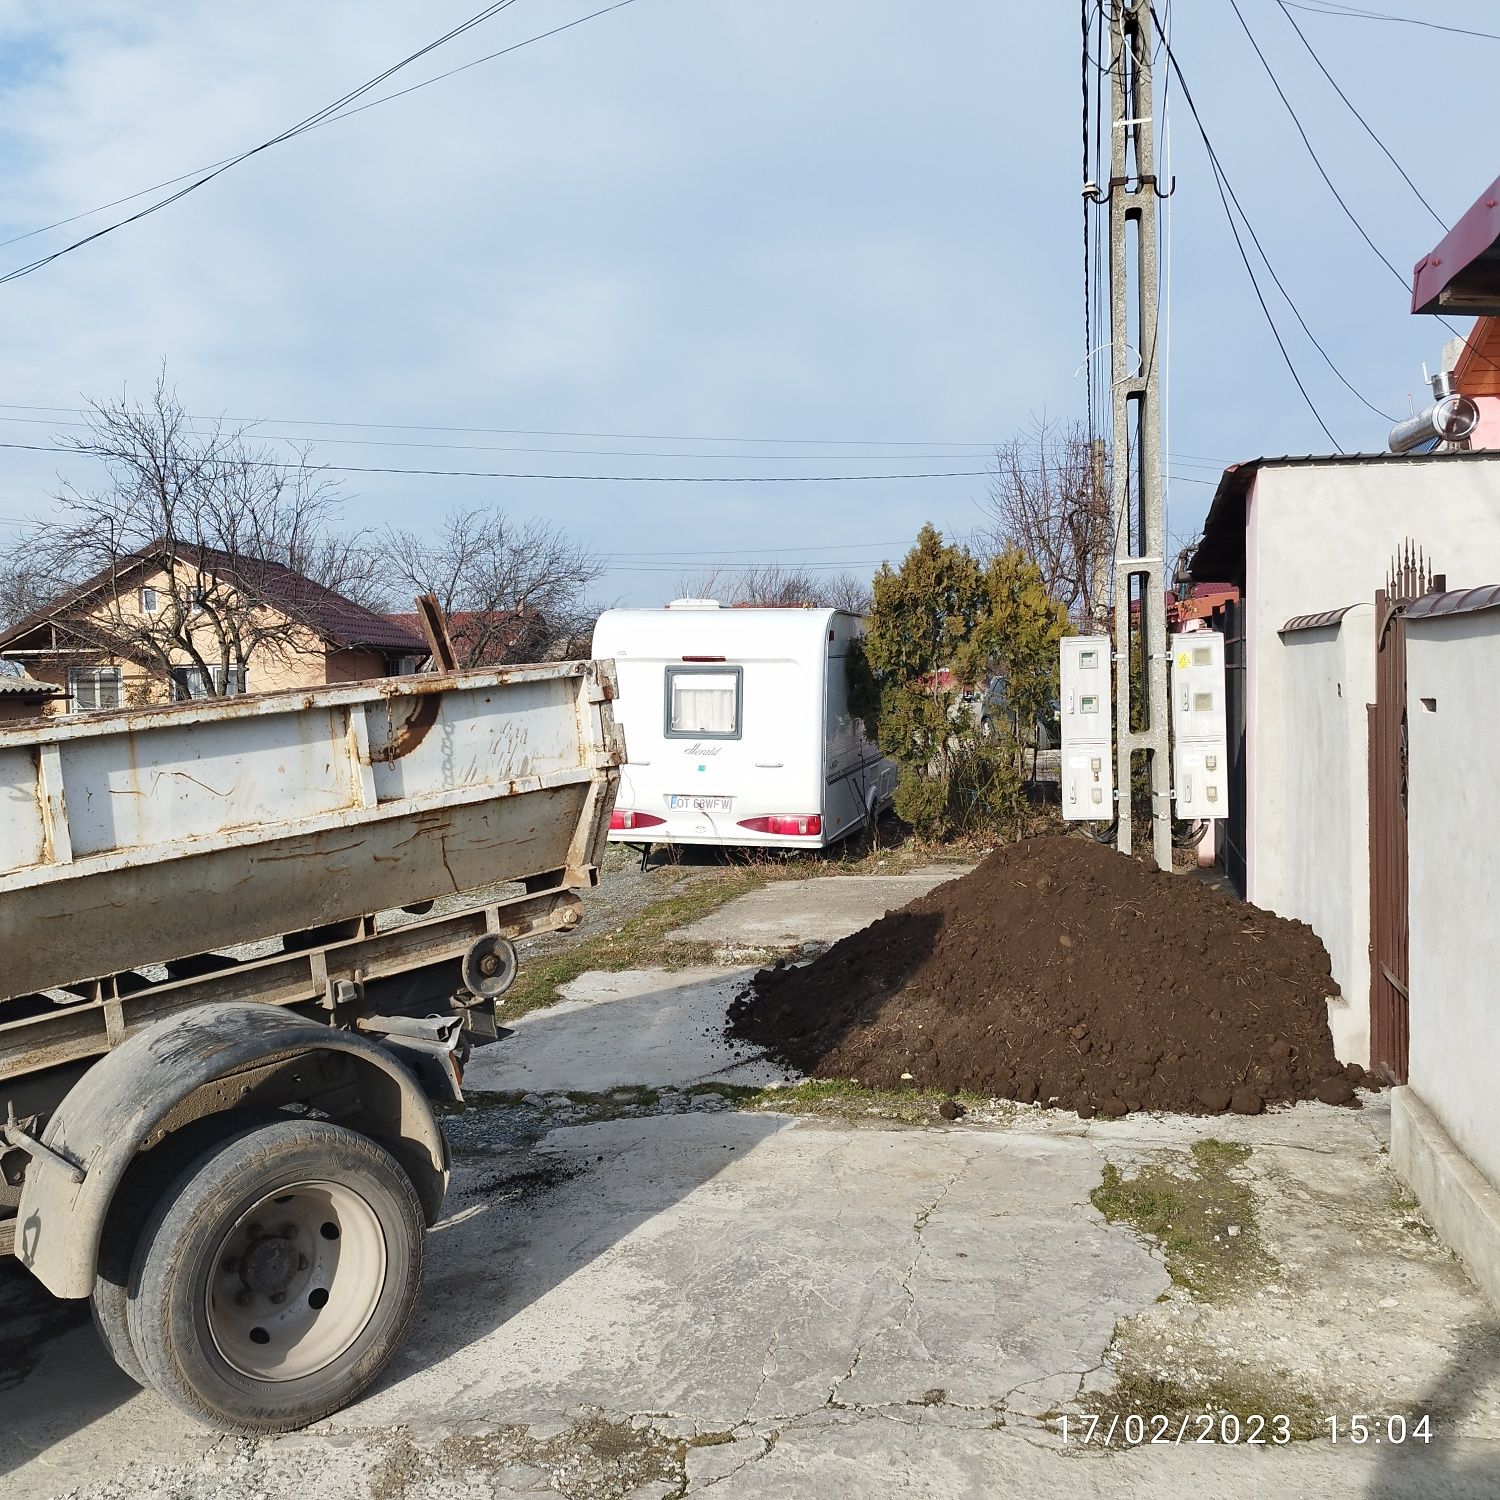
[728,837,1371,1118]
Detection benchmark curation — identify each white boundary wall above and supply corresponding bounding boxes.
[1276,607,1374,1063]
[1404,609,1500,1187]
[1241,456,1500,1060]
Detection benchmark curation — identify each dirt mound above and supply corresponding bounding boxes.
[728,837,1370,1118]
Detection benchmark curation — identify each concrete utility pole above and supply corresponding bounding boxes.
[1088,437,1109,633]
[1105,0,1171,868]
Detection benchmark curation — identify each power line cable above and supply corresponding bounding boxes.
[0,403,1006,450]
[1,403,1233,461]
[1228,0,1409,292]
[0,0,643,256]
[0,0,524,281]
[1092,4,1109,446]
[1160,0,1176,529]
[1083,0,1096,442]
[0,0,644,285]
[0,440,990,482]
[1280,1,1500,43]
[1149,6,1346,447]
[602,541,906,557]
[1273,0,1447,232]
[1234,1,1500,390]
[1153,6,1398,426]
[0,415,1014,463]
[0,399,1231,474]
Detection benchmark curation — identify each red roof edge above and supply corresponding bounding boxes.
[1412,172,1500,315]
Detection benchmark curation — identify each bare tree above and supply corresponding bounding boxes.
[673,563,873,614]
[976,416,1111,627]
[26,374,373,696]
[0,555,53,632]
[382,508,605,668]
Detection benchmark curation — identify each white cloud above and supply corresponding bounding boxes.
[0,0,1487,599]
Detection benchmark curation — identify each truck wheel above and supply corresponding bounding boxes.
[91,1283,147,1387]
[126,1119,426,1433]
[92,1111,270,1391]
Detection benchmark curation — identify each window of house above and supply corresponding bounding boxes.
[139,586,159,613]
[171,665,248,700]
[172,668,209,700]
[664,666,742,738]
[69,667,122,713]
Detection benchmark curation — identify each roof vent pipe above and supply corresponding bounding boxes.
[1388,367,1480,453]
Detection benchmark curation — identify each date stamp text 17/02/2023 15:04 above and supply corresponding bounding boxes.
[1057,1413,1434,1446]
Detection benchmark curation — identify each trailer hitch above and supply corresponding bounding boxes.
[3,1104,86,1185]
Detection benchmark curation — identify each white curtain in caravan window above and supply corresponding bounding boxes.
[670,672,738,734]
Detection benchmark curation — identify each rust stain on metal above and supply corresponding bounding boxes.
[253,840,366,862]
[156,770,232,798]
[372,692,441,762]
[376,674,456,700]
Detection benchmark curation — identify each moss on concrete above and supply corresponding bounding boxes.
[1089,1138,1268,1301]
[369,1414,687,1500]
[504,869,770,1020]
[742,1078,1006,1127]
[1079,1366,1328,1443]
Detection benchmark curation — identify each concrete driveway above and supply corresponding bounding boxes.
[5,870,1500,1499]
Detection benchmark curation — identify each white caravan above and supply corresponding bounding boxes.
[591,601,898,850]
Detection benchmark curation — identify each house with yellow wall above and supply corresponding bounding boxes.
[0,543,427,715]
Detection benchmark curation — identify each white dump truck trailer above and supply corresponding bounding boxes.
[0,661,621,1432]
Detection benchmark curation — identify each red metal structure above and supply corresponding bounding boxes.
[1412,172,1500,316]
[1367,544,1443,1083]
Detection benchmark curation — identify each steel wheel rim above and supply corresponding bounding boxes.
[205,1179,387,1382]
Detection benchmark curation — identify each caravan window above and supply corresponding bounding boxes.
[664,666,742,739]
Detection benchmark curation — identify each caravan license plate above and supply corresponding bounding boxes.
[669,795,734,812]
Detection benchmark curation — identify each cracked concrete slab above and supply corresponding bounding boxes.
[665,866,968,950]
[2,1110,1163,1498]
[705,1406,1500,1498]
[15,1091,1497,1499]
[349,1113,1167,1435]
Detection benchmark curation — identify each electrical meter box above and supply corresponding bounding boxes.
[1059,636,1113,822]
[1170,630,1227,820]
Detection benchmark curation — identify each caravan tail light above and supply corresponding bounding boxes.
[610,810,666,830]
[736,814,823,836]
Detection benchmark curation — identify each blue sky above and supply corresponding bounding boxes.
[0,0,1492,605]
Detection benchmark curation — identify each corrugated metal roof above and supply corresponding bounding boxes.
[1188,450,1500,585]
[0,672,62,697]
[1279,604,1360,635]
[1405,583,1500,623]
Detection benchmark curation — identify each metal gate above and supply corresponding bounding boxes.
[1367,545,1442,1082]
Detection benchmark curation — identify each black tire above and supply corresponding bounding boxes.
[91,1283,147,1387]
[92,1111,270,1390]
[125,1119,426,1433]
